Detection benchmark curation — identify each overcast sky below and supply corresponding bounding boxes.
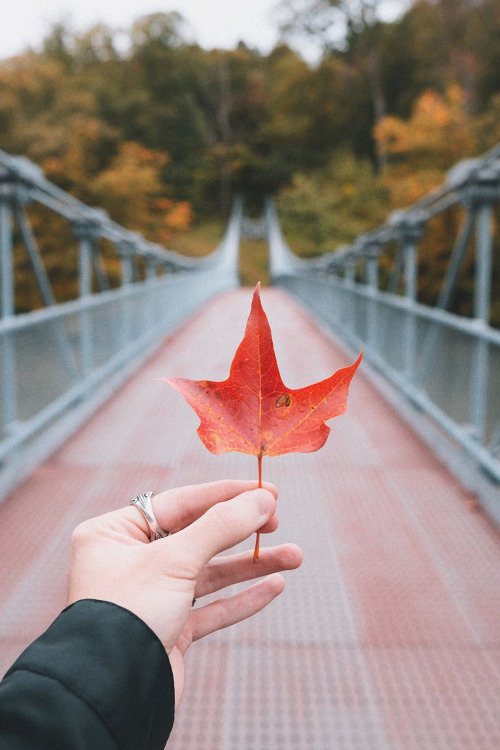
[1,0,407,62]
[2,0,284,59]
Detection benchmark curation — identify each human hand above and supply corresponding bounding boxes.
[68,480,302,704]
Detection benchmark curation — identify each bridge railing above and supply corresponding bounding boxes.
[0,150,241,498]
[268,144,500,520]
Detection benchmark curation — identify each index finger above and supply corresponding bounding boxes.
[151,479,278,535]
[165,488,277,571]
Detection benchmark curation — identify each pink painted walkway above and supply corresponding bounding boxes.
[1,287,500,749]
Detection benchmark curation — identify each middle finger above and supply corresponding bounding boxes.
[194,543,303,598]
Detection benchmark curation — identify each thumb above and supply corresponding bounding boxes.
[166,488,276,572]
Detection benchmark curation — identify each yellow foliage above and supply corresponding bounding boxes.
[90,141,191,244]
[375,85,477,206]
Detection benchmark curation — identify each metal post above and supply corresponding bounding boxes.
[341,260,355,333]
[471,203,494,442]
[0,188,17,431]
[79,236,93,299]
[404,243,417,380]
[121,255,134,286]
[73,219,96,381]
[145,259,158,336]
[366,246,380,356]
[465,170,499,443]
[404,243,417,302]
[119,242,134,347]
[396,216,424,382]
[0,194,14,318]
[344,261,355,286]
[474,204,493,324]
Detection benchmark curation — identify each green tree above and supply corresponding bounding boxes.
[277,151,388,255]
[277,0,412,171]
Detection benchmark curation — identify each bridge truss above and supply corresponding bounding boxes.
[269,143,500,524]
[0,150,241,499]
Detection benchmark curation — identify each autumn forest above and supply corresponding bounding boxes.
[2,0,500,316]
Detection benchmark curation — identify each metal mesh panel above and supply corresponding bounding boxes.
[88,298,124,370]
[11,318,79,421]
[0,268,237,469]
[352,292,369,342]
[278,273,500,487]
[416,320,475,428]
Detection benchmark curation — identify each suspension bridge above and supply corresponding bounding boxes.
[1,146,500,749]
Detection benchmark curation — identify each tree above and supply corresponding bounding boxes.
[277,151,388,255]
[91,141,192,244]
[277,0,412,171]
[374,85,476,205]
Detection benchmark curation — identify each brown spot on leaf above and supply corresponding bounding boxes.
[275,393,291,408]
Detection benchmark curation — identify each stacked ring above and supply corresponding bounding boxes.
[129,492,170,542]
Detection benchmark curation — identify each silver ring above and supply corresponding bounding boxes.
[129,492,170,542]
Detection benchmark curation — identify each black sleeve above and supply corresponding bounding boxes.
[0,599,175,749]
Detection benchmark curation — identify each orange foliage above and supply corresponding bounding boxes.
[375,86,477,206]
[165,201,193,232]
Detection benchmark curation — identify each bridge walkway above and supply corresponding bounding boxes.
[1,287,500,749]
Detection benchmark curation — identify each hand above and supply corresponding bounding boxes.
[68,480,303,705]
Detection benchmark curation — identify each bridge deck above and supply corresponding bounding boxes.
[1,288,500,749]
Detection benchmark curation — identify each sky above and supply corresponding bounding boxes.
[1,0,408,62]
[2,0,284,59]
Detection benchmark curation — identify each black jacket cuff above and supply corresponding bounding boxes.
[1,599,175,749]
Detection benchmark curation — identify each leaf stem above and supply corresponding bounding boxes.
[253,455,263,561]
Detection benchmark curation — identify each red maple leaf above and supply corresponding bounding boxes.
[162,283,362,558]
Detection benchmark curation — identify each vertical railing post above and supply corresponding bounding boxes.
[0,180,17,433]
[475,203,493,324]
[145,259,157,282]
[121,252,134,286]
[344,260,355,287]
[0,187,14,319]
[395,216,425,381]
[72,217,100,382]
[118,240,135,348]
[461,167,500,442]
[145,257,159,335]
[365,242,381,357]
[341,259,355,334]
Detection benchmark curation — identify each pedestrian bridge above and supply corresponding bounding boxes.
[1,147,500,749]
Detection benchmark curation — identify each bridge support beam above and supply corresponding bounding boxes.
[0,189,17,432]
[475,204,493,324]
[396,218,425,382]
[463,173,500,443]
[365,243,381,355]
[73,219,100,381]
[341,260,355,332]
[0,192,14,318]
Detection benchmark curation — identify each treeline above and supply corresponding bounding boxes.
[1,0,500,312]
